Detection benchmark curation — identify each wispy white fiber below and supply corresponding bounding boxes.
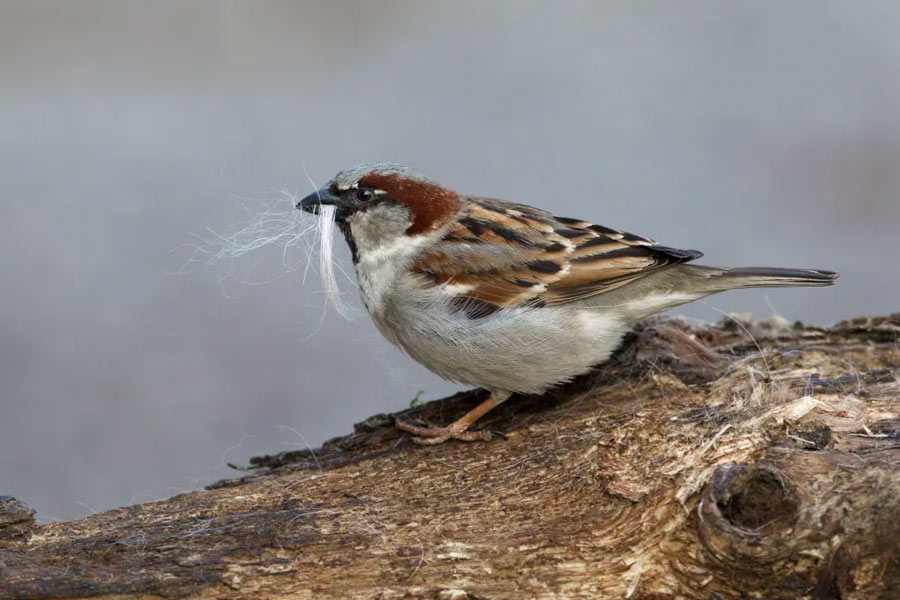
[174,190,357,319]
[316,204,354,318]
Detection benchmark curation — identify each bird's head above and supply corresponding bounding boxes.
[297,164,462,256]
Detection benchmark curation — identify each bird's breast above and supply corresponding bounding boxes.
[371,296,632,394]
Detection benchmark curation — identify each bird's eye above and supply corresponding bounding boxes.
[356,187,374,202]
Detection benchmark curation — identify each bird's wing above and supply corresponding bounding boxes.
[411,197,702,316]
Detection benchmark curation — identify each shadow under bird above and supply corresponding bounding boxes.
[298,163,837,444]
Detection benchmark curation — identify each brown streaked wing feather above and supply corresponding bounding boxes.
[411,197,703,313]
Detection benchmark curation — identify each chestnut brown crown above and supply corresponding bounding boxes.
[297,163,461,235]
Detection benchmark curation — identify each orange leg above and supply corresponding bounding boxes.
[395,390,512,445]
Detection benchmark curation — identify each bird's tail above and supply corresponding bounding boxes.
[679,265,839,292]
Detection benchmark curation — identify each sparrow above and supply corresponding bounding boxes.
[298,163,838,444]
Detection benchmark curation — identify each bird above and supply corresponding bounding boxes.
[297,163,837,444]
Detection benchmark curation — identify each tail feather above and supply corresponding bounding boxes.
[682,265,839,291]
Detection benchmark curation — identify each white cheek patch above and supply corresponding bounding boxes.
[352,219,426,263]
[357,234,429,265]
[346,205,424,265]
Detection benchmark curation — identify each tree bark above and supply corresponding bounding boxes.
[1,314,898,600]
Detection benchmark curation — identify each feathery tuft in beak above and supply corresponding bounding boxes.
[297,187,340,214]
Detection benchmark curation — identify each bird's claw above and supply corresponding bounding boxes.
[395,419,494,445]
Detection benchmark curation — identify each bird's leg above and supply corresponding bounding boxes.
[395,390,512,445]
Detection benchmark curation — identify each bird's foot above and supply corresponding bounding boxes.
[395,419,497,445]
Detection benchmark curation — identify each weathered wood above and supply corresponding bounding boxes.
[1,315,898,599]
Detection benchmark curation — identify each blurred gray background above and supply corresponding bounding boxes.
[1,0,898,521]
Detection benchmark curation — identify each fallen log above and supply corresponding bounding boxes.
[1,314,898,599]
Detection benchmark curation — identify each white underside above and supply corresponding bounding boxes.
[368,276,632,394]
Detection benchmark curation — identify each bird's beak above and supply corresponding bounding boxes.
[296,187,340,214]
